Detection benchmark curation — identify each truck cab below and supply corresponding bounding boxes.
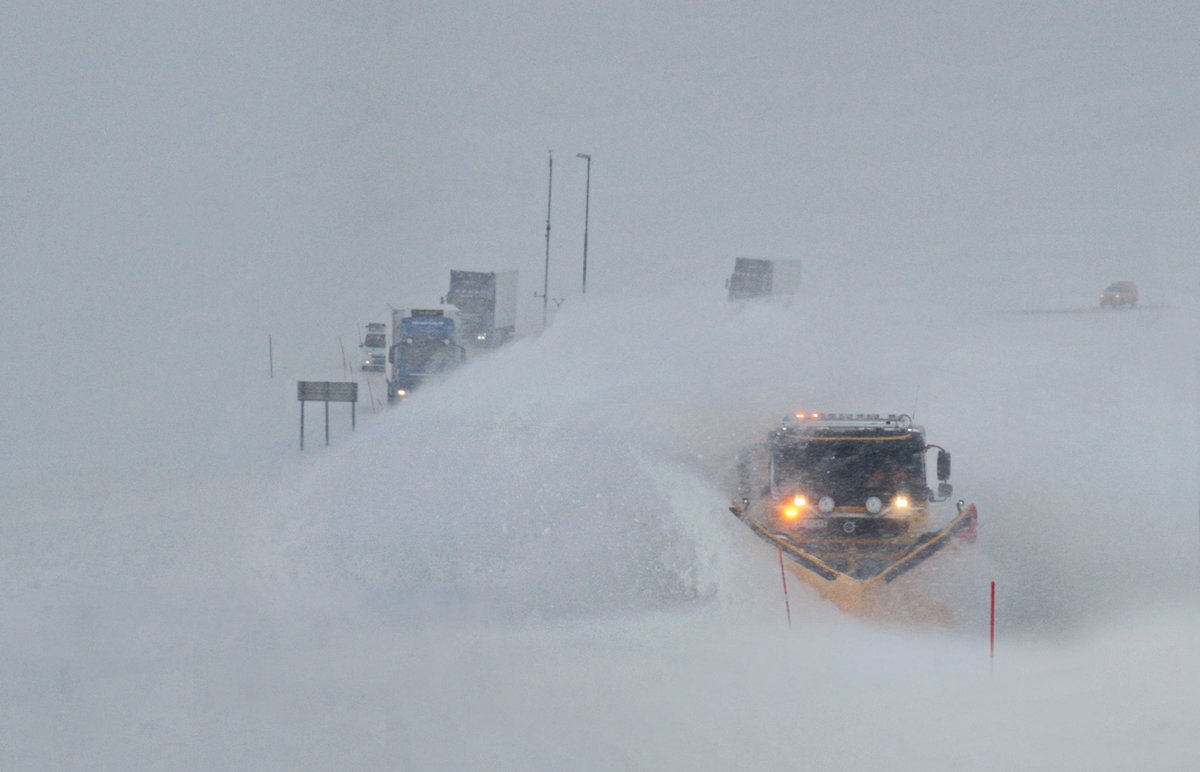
[737,413,952,549]
[387,309,465,402]
[730,412,976,608]
[361,322,387,371]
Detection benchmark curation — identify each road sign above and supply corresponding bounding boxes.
[297,381,358,449]
[298,381,358,402]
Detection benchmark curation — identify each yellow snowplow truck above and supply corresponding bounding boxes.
[729,413,978,616]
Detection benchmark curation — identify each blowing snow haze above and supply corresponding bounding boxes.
[3,2,1200,769]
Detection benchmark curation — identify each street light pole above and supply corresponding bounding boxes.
[576,153,591,294]
[542,150,553,330]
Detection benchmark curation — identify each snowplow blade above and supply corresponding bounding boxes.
[730,503,979,615]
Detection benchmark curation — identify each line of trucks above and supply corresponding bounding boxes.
[365,258,798,393]
[358,258,979,619]
[360,269,518,402]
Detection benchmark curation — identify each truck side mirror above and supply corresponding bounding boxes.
[936,449,951,481]
[937,482,953,500]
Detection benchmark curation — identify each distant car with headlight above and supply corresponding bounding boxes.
[1100,281,1138,308]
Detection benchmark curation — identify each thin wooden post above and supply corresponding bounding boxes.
[778,546,792,628]
[990,580,997,668]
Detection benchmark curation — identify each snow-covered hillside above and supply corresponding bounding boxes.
[3,2,1199,769]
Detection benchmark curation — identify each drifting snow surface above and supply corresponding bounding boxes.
[4,1,1200,769]
[7,281,1200,770]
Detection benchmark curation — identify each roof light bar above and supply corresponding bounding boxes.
[785,413,913,429]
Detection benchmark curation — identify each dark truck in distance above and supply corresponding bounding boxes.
[443,270,518,347]
[726,258,802,301]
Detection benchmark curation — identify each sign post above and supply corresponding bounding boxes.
[297,381,358,449]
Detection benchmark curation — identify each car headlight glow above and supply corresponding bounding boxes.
[894,495,909,509]
[865,496,883,515]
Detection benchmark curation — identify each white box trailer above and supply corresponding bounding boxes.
[491,270,518,332]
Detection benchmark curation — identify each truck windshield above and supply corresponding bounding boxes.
[772,435,925,500]
[729,272,768,297]
[364,333,386,348]
[397,338,459,373]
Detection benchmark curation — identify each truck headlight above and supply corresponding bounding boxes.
[818,496,835,513]
[865,496,883,515]
[778,494,807,521]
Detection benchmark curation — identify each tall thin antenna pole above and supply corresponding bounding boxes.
[542,150,553,330]
[576,153,591,294]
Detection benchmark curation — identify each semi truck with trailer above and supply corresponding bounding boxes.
[443,270,518,347]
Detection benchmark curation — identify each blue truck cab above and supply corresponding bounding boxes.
[387,309,465,402]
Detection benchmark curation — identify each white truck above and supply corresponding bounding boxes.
[443,270,518,347]
[360,322,387,371]
[726,258,802,301]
